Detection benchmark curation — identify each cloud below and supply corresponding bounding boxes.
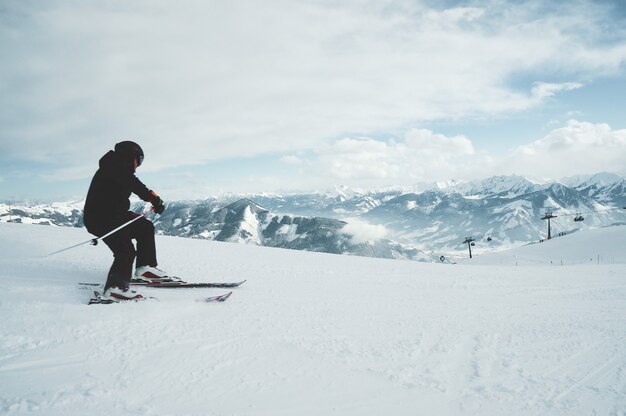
[41,165,96,182]
[288,120,626,189]
[279,155,304,165]
[403,129,475,157]
[1,0,625,180]
[341,218,389,244]
[309,129,476,186]
[502,120,626,178]
[531,82,584,100]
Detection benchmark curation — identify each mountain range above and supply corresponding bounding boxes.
[2,172,625,261]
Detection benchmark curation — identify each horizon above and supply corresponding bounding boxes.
[1,170,624,205]
[2,1,626,201]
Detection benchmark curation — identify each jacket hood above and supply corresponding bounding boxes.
[99,150,135,173]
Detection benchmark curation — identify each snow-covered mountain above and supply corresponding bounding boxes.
[560,172,626,204]
[363,179,626,255]
[130,172,626,259]
[560,172,625,189]
[2,172,625,261]
[451,174,540,197]
[0,201,84,227]
[144,198,435,262]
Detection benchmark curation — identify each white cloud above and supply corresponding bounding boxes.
[287,120,626,190]
[531,82,584,100]
[279,155,304,165]
[341,218,389,244]
[502,120,626,178]
[403,129,475,156]
[1,0,625,180]
[310,129,476,187]
[426,7,485,25]
[42,165,96,182]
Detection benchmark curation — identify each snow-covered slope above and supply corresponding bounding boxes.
[467,225,626,266]
[1,223,625,415]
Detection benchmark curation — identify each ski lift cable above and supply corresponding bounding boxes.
[454,206,625,247]
[550,206,624,218]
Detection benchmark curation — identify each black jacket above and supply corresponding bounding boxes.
[84,150,153,234]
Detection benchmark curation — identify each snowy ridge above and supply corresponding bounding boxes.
[3,172,625,261]
[145,198,438,263]
[1,222,625,415]
[451,174,539,197]
[0,201,83,226]
[560,172,624,189]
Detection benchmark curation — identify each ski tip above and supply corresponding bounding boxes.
[88,290,112,305]
[215,291,232,302]
[88,290,153,305]
[197,291,233,303]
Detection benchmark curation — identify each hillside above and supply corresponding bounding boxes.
[0,223,625,415]
[2,173,625,262]
[467,224,626,266]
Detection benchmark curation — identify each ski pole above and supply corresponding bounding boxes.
[46,207,155,257]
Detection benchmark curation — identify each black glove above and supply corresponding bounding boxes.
[149,191,165,214]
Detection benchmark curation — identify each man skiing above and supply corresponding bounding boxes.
[83,141,174,301]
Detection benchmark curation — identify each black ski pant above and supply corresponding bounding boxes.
[90,212,157,291]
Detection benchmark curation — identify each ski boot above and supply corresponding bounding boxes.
[103,285,144,302]
[134,265,182,283]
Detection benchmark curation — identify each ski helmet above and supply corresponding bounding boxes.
[114,141,144,166]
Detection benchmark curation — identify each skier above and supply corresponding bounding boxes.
[83,141,173,301]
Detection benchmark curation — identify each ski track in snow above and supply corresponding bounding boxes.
[0,222,625,415]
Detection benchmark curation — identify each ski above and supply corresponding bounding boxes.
[129,279,246,289]
[198,291,232,303]
[87,290,155,305]
[80,279,246,289]
[88,291,115,305]
[88,290,233,304]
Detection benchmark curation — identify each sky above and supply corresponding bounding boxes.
[1,0,626,202]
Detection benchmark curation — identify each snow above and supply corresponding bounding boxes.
[453,175,538,197]
[1,222,625,415]
[275,224,300,242]
[229,206,262,244]
[0,201,83,225]
[198,230,220,239]
[561,172,624,189]
[468,225,626,266]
